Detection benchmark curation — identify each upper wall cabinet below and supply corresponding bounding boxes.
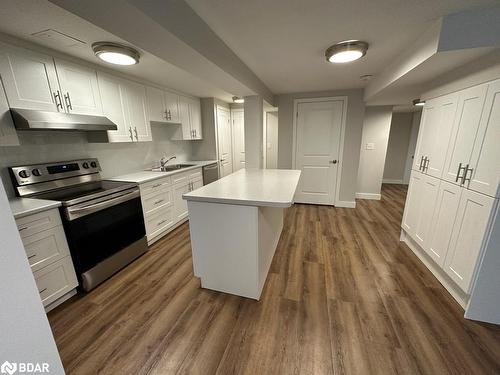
[146,86,180,124]
[173,95,202,140]
[0,78,19,146]
[54,59,103,116]
[0,44,61,112]
[123,79,151,142]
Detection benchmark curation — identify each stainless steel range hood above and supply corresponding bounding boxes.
[10,108,118,131]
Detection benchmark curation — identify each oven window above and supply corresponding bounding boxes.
[62,197,145,276]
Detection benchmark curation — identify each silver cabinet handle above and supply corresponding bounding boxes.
[462,165,473,186]
[418,156,424,171]
[154,199,164,205]
[27,254,37,260]
[129,127,134,141]
[38,288,47,294]
[152,183,162,188]
[167,109,172,120]
[423,157,429,172]
[157,219,167,226]
[194,129,197,138]
[18,226,28,231]
[329,160,338,164]
[64,92,73,111]
[54,91,63,111]
[134,127,138,141]
[455,163,466,182]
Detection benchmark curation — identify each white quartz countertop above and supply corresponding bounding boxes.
[108,160,217,184]
[183,169,301,208]
[9,198,61,219]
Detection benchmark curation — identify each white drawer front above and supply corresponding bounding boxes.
[142,188,172,214]
[16,208,61,238]
[22,225,70,272]
[140,176,171,196]
[189,169,202,181]
[145,205,174,239]
[171,170,190,185]
[34,256,78,307]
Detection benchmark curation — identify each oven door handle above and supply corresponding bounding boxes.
[66,189,140,220]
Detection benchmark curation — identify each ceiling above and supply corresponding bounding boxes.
[0,0,235,102]
[186,0,497,94]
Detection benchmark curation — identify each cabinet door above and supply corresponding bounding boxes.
[178,96,192,139]
[173,182,190,221]
[402,170,424,235]
[191,177,203,191]
[97,73,133,143]
[426,93,458,179]
[146,86,166,122]
[444,189,496,292]
[442,85,488,184]
[413,99,437,171]
[413,174,440,248]
[54,59,102,115]
[468,80,500,198]
[0,78,18,146]
[123,80,151,142]
[164,91,180,123]
[426,181,462,267]
[0,45,61,112]
[189,97,202,139]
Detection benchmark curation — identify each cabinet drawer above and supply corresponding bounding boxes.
[145,205,174,239]
[189,169,202,181]
[171,170,191,185]
[33,256,78,307]
[22,225,70,272]
[142,188,172,214]
[140,176,171,196]
[16,208,62,238]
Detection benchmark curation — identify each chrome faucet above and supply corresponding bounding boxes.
[160,155,176,170]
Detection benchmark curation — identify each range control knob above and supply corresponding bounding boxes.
[90,161,98,168]
[82,162,90,169]
[18,170,31,179]
[31,168,42,176]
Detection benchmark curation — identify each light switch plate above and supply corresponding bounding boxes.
[366,142,375,150]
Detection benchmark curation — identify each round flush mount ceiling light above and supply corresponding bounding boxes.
[413,98,425,106]
[325,40,369,63]
[232,96,244,104]
[92,42,140,65]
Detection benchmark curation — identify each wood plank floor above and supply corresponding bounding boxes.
[48,184,500,374]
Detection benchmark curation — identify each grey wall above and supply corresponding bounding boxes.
[0,180,65,373]
[383,112,413,183]
[1,125,192,198]
[357,106,393,198]
[276,89,365,203]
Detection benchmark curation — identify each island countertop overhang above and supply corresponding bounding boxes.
[183,169,301,208]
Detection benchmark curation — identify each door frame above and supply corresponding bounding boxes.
[230,107,244,172]
[292,96,348,206]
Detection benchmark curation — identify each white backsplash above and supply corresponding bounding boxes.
[0,124,192,197]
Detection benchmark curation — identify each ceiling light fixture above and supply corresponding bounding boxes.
[232,96,244,104]
[92,42,140,65]
[325,40,369,63]
[413,99,425,107]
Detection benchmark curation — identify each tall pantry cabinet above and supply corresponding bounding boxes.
[401,78,500,309]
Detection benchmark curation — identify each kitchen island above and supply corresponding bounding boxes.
[183,169,301,299]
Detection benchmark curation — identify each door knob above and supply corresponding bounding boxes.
[329,160,338,164]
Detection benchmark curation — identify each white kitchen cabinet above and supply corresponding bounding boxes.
[188,97,202,139]
[146,86,166,123]
[174,181,190,222]
[413,98,437,171]
[123,80,151,142]
[97,73,133,142]
[54,59,103,115]
[174,95,202,140]
[402,171,424,234]
[413,174,440,249]
[164,91,180,123]
[0,44,61,112]
[0,78,18,146]
[442,85,488,185]
[426,181,462,267]
[467,80,500,198]
[444,189,497,292]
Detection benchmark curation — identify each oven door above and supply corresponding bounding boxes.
[62,188,146,285]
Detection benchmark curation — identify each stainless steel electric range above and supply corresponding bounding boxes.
[9,159,147,291]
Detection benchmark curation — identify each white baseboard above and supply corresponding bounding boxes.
[355,192,381,200]
[400,229,469,309]
[382,179,405,184]
[335,200,356,208]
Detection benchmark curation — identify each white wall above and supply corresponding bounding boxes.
[277,89,365,204]
[0,180,65,373]
[0,125,192,198]
[383,112,413,184]
[244,96,264,169]
[265,112,278,169]
[356,106,393,200]
[403,111,421,184]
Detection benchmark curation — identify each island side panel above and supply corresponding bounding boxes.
[258,206,284,294]
[187,201,260,299]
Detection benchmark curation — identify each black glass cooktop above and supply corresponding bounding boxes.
[35,180,137,206]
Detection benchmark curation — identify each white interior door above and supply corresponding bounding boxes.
[294,100,343,205]
[217,106,233,177]
[231,109,245,172]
